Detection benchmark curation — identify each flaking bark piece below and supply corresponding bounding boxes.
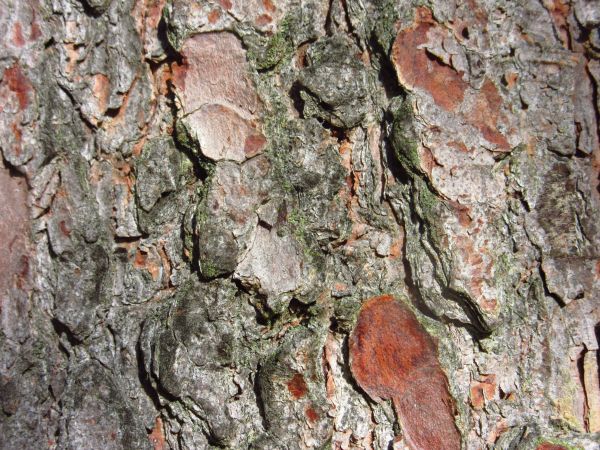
[349,295,461,450]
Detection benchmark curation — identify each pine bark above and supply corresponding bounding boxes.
[1,1,599,449]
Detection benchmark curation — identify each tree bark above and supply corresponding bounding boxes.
[1,0,599,449]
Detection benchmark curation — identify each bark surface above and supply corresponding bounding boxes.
[1,0,599,449]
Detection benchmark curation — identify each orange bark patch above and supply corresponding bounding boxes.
[468,78,510,150]
[392,8,511,150]
[59,220,71,237]
[262,0,276,12]
[134,248,161,281]
[503,72,518,89]
[420,146,437,177]
[4,64,32,110]
[287,373,308,400]
[148,417,166,450]
[333,282,348,292]
[92,73,110,115]
[388,238,402,258]
[544,0,571,48]
[134,249,148,269]
[349,295,461,450]
[296,42,310,69]
[449,202,472,227]
[470,374,496,410]
[172,32,263,162]
[471,386,485,409]
[480,297,498,312]
[391,7,468,111]
[146,0,166,27]
[11,122,22,144]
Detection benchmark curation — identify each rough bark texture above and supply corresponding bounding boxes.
[1,0,599,449]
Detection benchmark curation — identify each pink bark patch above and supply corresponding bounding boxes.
[172,32,265,162]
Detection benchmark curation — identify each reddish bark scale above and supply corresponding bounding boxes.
[59,220,71,237]
[0,163,30,298]
[13,22,25,47]
[536,443,567,450]
[11,122,22,143]
[4,64,32,110]
[305,406,319,423]
[287,373,308,400]
[545,0,571,49]
[262,0,276,13]
[218,0,232,11]
[391,8,510,150]
[349,295,461,450]
[148,417,166,450]
[92,73,110,115]
[244,133,267,156]
[207,9,221,24]
[468,78,510,149]
[134,250,148,268]
[30,16,42,41]
[171,59,188,92]
[255,14,273,26]
[391,7,468,112]
[470,374,496,410]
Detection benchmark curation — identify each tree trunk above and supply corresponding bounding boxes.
[1,0,599,449]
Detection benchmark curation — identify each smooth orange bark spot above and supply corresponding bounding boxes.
[470,375,496,410]
[349,295,461,450]
[287,373,308,400]
[148,417,166,450]
[391,8,468,112]
[305,406,319,423]
[468,78,510,150]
